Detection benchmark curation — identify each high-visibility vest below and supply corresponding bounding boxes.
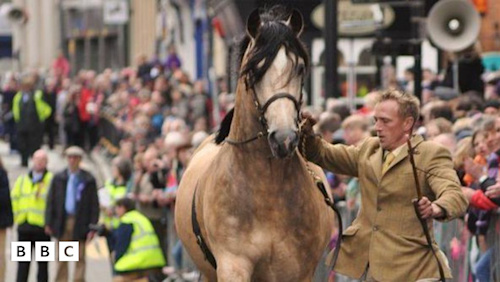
[114,210,166,272]
[11,172,53,227]
[12,90,52,123]
[101,180,127,229]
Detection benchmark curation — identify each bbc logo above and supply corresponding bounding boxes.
[11,242,79,262]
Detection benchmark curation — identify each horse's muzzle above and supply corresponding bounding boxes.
[268,129,299,158]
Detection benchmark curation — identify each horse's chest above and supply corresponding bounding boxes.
[242,227,316,276]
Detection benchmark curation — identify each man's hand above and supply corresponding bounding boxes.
[485,181,500,198]
[86,231,96,244]
[463,157,486,180]
[300,111,317,137]
[44,226,53,236]
[416,197,443,219]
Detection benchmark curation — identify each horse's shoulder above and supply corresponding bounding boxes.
[193,134,217,152]
[185,135,222,174]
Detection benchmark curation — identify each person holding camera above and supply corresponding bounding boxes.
[100,156,133,231]
[132,146,168,262]
[93,198,166,282]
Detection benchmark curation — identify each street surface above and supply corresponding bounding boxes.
[1,141,112,282]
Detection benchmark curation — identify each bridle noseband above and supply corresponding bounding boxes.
[225,84,303,146]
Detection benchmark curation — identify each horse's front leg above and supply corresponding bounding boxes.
[216,254,254,282]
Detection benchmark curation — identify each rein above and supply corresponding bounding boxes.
[298,119,343,270]
[225,131,266,145]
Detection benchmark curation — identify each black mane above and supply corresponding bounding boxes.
[215,5,309,145]
[240,5,310,88]
[215,108,234,144]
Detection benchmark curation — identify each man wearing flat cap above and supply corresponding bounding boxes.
[45,146,99,282]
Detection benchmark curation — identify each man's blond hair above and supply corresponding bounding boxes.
[377,89,420,122]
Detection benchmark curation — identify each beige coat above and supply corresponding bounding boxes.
[306,134,468,281]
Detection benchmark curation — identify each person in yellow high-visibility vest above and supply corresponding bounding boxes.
[11,149,53,282]
[98,156,133,275]
[100,157,133,231]
[106,198,166,282]
[12,74,52,167]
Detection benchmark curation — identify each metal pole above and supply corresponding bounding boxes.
[412,0,424,101]
[347,39,356,112]
[83,0,91,70]
[324,0,339,99]
[98,18,105,72]
[453,60,459,93]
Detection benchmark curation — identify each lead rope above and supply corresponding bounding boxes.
[298,119,343,271]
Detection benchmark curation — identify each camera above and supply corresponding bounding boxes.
[88,224,108,236]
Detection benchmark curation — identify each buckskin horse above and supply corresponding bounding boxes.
[175,6,336,281]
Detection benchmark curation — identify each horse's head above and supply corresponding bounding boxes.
[240,6,309,159]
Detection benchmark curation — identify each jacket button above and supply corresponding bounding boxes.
[373,225,379,231]
[377,206,382,212]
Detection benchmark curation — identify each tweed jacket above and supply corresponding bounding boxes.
[306,134,468,281]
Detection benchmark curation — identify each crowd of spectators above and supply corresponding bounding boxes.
[1,47,500,281]
[309,67,500,281]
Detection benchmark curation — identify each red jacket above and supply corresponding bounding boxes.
[78,88,93,122]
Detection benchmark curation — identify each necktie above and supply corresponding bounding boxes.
[65,174,77,215]
[382,152,395,174]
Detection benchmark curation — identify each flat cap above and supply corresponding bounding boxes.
[64,146,85,157]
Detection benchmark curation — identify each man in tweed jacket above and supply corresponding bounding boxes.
[304,90,468,281]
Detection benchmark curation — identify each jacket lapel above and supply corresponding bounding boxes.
[384,135,424,174]
[369,146,384,182]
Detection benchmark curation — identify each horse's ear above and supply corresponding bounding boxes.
[246,9,261,39]
[288,9,304,37]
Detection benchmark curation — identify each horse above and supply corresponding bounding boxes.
[175,6,335,281]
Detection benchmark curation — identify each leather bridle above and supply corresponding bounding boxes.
[225,84,303,146]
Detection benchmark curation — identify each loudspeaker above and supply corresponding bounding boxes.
[0,3,27,25]
[426,0,480,52]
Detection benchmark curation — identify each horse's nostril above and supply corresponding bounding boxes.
[268,130,298,149]
[268,131,277,144]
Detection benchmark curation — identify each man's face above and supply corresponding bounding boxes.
[67,155,81,171]
[32,153,48,173]
[484,107,498,116]
[485,128,498,152]
[374,100,413,151]
[494,117,500,152]
[473,133,489,157]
